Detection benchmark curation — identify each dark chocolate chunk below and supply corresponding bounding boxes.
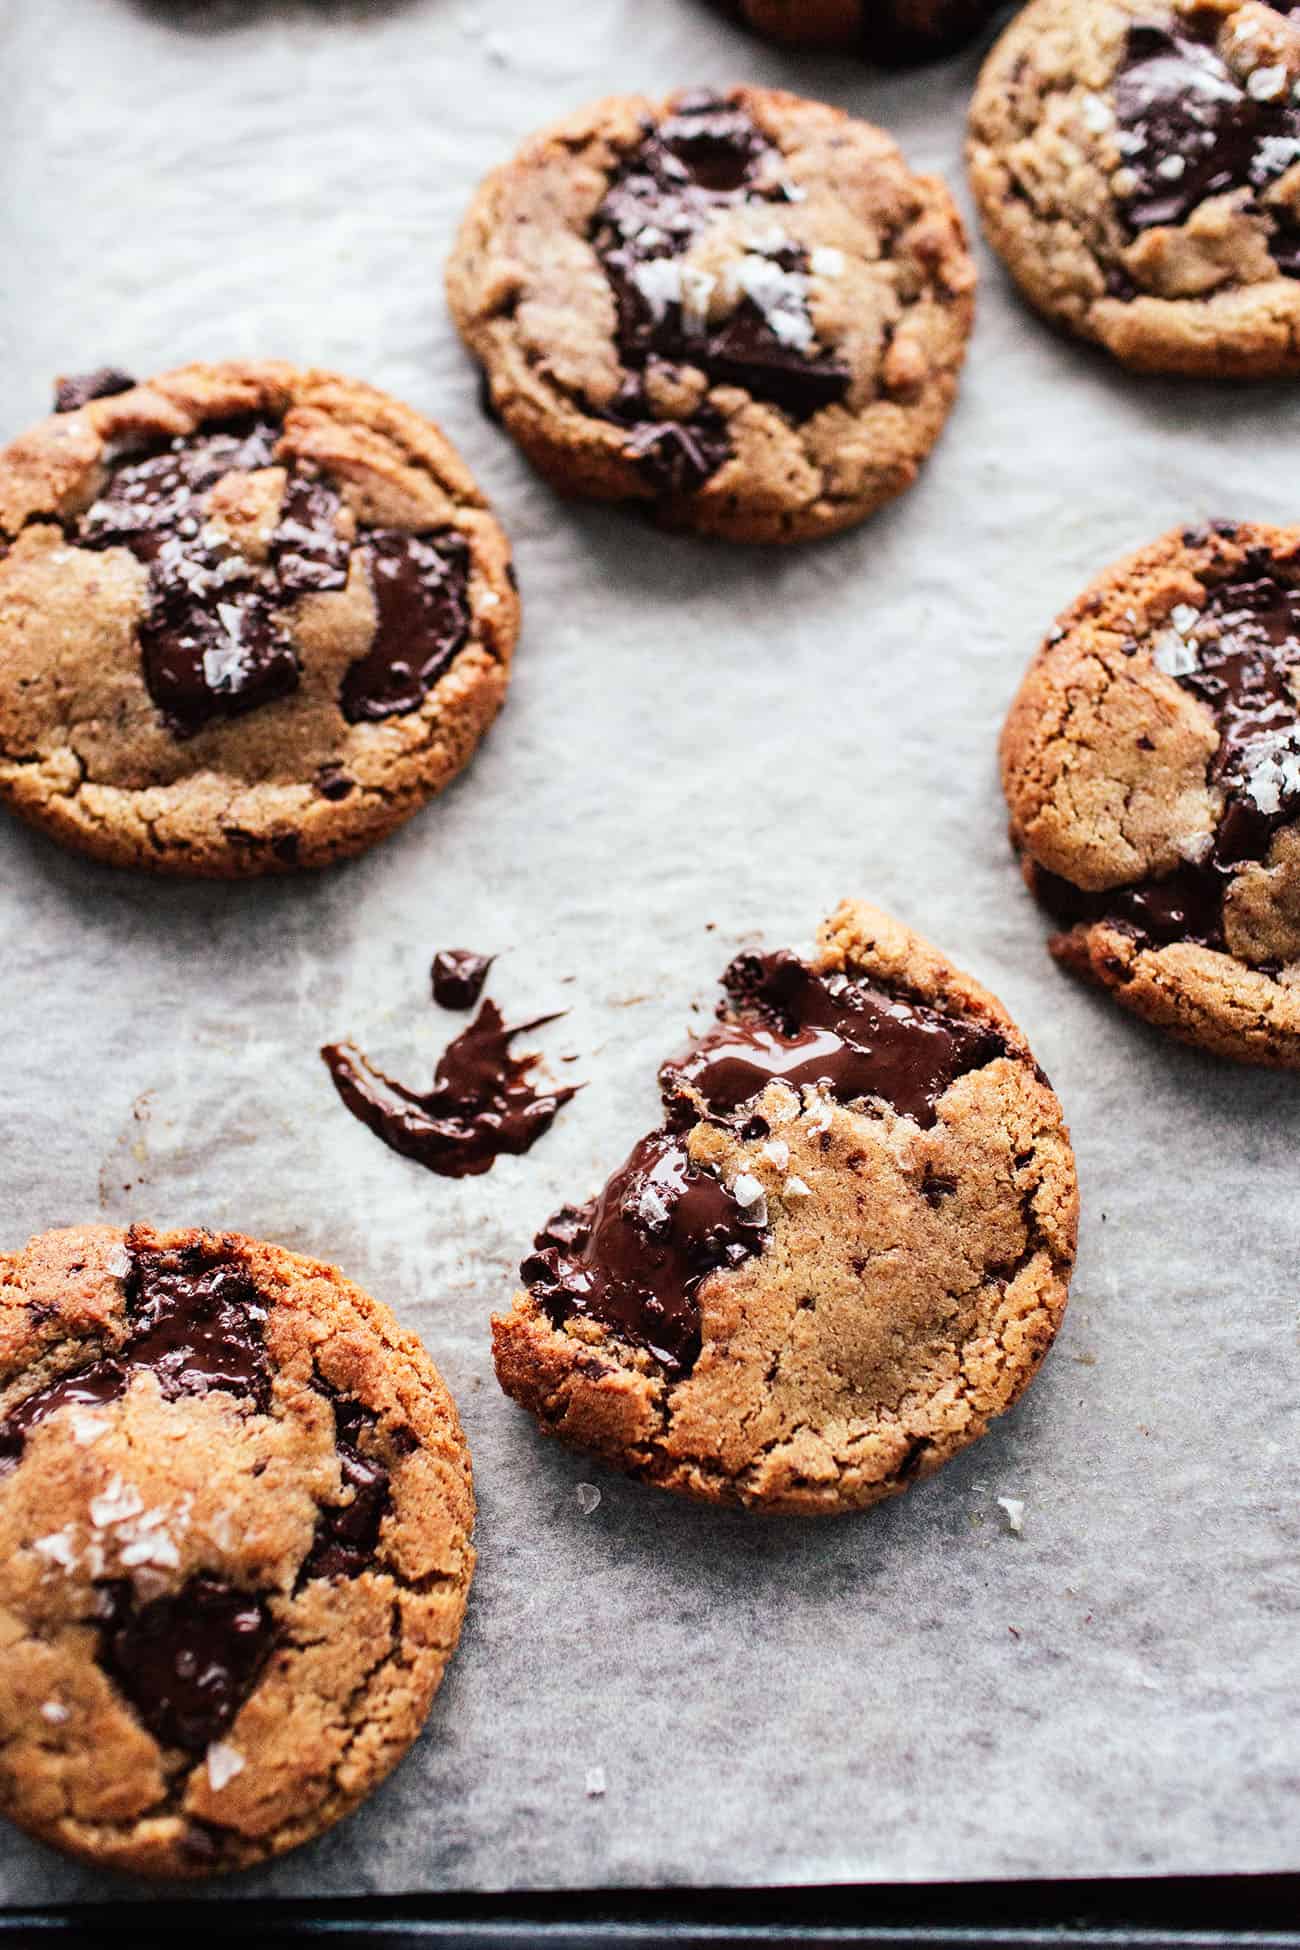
[0,1240,270,1474]
[53,368,136,414]
[600,377,732,495]
[313,761,356,802]
[1113,19,1300,279]
[1034,570,1300,952]
[522,1126,766,1375]
[322,999,577,1179]
[74,416,457,740]
[340,531,471,722]
[300,1385,391,1583]
[76,418,298,737]
[272,474,350,597]
[96,1573,275,1755]
[431,948,495,1010]
[661,950,1005,1131]
[588,92,849,493]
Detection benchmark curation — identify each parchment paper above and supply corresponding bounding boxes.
[1,0,1297,1905]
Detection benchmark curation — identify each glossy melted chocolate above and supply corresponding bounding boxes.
[1113,17,1300,278]
[97,1573,276,1754]
[1036,567,1300,951]
[322,1000,577,1179]
[662,950,1005,1131]
[340,530,470,723]
[522,948,1004,1374]
[521,1128,766,1375]
[431,948,495,1010]
[0,1241,269,1473]
[74,414,470,735]
[300,1386,410,1583]
[590,93,850,492]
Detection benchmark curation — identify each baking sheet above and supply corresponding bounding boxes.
[2,0,1298,1905]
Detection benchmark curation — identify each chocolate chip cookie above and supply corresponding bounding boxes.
[0,1223,475,1875]
[493,902,1077,1515]
[0,362,519,876]
[968,0,1300,375]
[447,88,976,543]
[1002,520,1300,1064]
[711,0,1002,63]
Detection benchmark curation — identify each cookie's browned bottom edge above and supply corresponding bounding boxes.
[3,1872,1298,1944]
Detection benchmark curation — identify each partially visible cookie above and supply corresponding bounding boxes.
[0,362,519,876]
[0,1223,475,1876]
[967,0,1300,376]
[713,0,1002,62]
[1002,519,1300,1064]
[447,87,976,543]
[493,901,1077,1515]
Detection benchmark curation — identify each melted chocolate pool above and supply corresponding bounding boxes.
[1034,567,1300,952]
[589,92,850,493]
[1113,17,1300,278]
[661,950,1005,1131]
[322,999,577,1178]
[73,413,470,736]
[523,948,1004,1374]
[522,1128,766,1375]
[0,1240,269,1473]
[97,1573,276,1755]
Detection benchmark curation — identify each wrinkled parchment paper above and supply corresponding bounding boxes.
[1,0,1297,1904]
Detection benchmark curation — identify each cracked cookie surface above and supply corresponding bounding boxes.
[710,0,1003,63]
[493,901,1077,1515]
[0,362,519,876]
[967,0,1300,375]
[0,1223,475,1876]
[447,87,976,543]
[1001,519,1300,1064]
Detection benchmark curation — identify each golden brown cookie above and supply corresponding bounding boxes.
[1002,519,1300,1065]
[0,362,519,876]
[493,901,1077,1515]
[0,1223,475,1876]
[713,0,1002,62]
[967,0,1300,376]
[447,88,976,543]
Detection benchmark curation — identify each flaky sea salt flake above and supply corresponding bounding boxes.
[1247,64,1287,101]
[585,1765,607,1798]
[206,1742,245,1792]
[997,1495,1026,1535]
[575,1483,602,1515]
[89,1475,144,1528]
[32,1528,78,1571]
